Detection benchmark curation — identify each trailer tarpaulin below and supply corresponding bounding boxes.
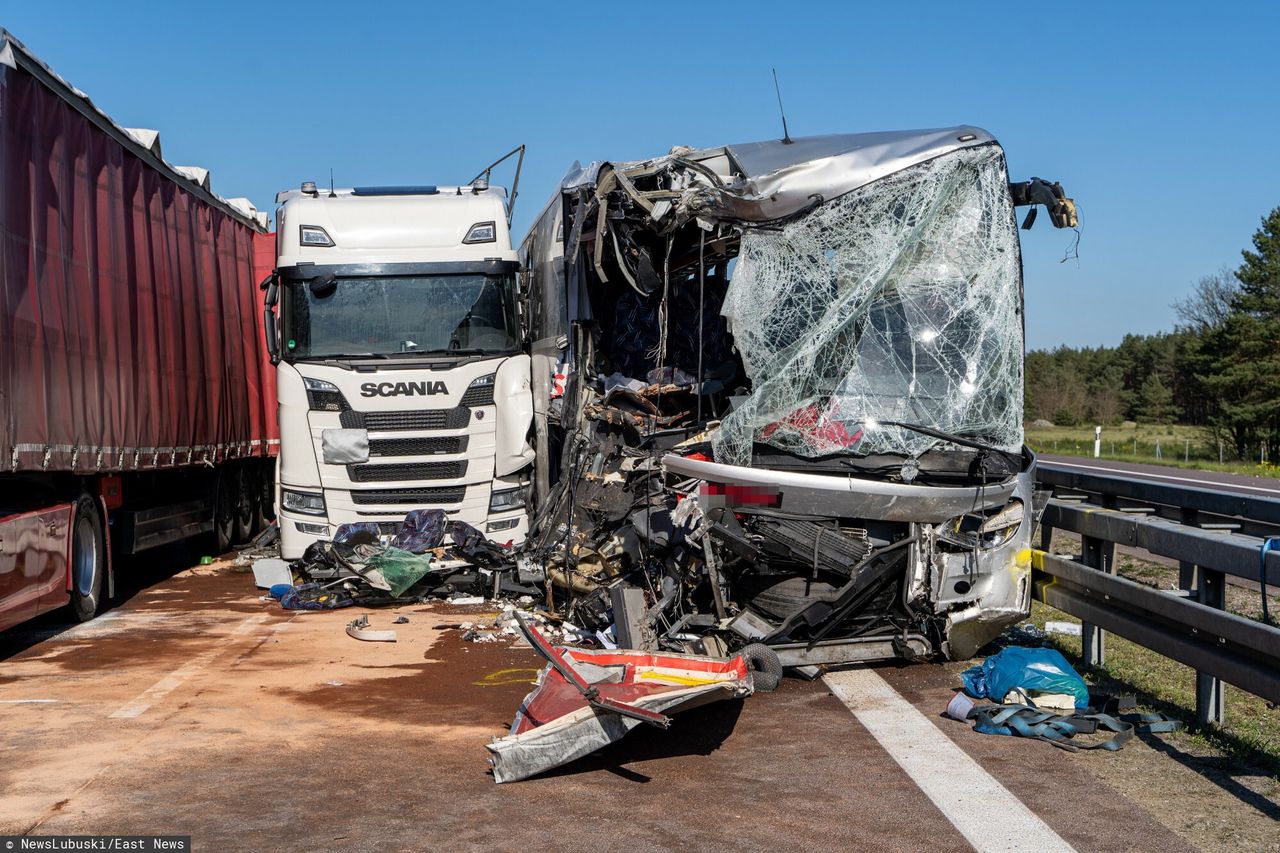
[0,32,276,474]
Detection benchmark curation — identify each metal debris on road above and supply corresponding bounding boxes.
[346,614,398,642]
[486,614,753,783]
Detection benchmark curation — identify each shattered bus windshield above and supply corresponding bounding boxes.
[283,273,519,358]
[716,145,1023,464]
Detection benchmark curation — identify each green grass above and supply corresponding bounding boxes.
[1026,532,1280,781]
[1026,422,1280,478]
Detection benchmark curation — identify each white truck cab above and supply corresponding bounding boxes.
[264,181,534,560]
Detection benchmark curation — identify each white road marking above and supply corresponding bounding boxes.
[1043,459,1280,496]
[824,668,1075,853]
[108,614,267,719]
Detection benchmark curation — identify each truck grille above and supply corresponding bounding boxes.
[347,461,469,482]
[341,407,470,431]
[350,487,467,505]
[368,436,468,457]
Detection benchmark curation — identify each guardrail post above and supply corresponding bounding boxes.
[1080,535,1117,666]
[1195,568,1227,726]
[1178,508,1199,592]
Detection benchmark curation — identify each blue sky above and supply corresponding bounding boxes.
[7,2,1278,349]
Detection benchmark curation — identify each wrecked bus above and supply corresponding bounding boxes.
[518,127,1075,667]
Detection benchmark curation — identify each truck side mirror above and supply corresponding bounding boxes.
[263,274,281,365]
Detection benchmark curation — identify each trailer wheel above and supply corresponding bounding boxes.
[255,460,276,529]
[740,643,782,693]
[214,469,236,552]
[232,466,256,544]
[70,494,106,622]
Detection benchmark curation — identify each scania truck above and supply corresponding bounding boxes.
[263,179,535,560]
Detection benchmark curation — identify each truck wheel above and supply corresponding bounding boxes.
[740,643,782,692]
[255,461,276,529]
[70,494,106,622]
[233,466,256,544]
[214,469,236,552]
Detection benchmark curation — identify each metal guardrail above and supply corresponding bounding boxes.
[1034,462,1280,726]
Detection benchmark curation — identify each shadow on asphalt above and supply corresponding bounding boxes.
[521,699,747,783]
[0,536,225,662]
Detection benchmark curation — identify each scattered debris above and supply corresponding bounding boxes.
[1045,620,1082,637]
[448,595,485,606]
[954,702,1181,752]
[486,614,752,783]
[393,616,410,625]
[346,614,397,643]
[251,558,291,589]
[961,646,1090,710]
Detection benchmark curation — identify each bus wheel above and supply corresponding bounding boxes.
[70,494,105,622]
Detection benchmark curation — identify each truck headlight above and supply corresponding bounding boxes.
[303,377,347,411]
[299,225,335,247]
[282,489,327,516]
[461,373,496,407]
[462,221,496,244]
[940,500,1024,549]
[489,487,525,513]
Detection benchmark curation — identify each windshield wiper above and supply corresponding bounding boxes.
[292,352,389,361]
[875,420,1002,454]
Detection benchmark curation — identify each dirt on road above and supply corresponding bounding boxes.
[0,558,1274,851]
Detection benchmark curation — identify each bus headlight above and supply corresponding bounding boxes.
[282,489,326,517]
[939,500,1024,549]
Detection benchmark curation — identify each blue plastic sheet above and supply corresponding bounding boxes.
[961,646,1089,709]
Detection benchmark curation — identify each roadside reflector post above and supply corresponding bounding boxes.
[1094,425,1102,459]
[1080,534,1116,667]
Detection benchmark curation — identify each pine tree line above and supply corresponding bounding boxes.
[1026,207,1280,459]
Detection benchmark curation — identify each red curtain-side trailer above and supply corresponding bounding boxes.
[0,31,277,629]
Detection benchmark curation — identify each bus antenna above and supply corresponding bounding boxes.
[773,68,793,144]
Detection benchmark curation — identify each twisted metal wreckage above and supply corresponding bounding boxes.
[293,127,1077,781]
[515,127,1076,667]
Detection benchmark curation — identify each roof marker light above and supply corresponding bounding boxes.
[300,225,334,247]
[463,221,496,244]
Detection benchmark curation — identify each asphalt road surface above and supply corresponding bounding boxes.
[1038,454,1280,499]
[5,554,1278,851]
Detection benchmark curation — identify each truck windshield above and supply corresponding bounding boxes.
[283,273,519,359]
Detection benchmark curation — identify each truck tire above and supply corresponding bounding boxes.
[255,460,276,529]
[232,466,256,544]
[70,494,105,622]
[214,469,236,552]
[740,643,782,692]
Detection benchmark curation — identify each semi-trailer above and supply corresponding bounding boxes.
[0,31,277,630]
